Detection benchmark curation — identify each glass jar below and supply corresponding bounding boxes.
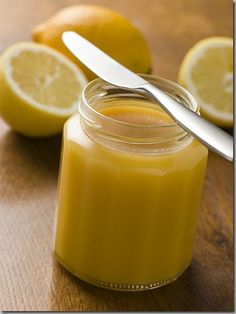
[54,75,208,291]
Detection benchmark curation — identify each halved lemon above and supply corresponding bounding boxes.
[178,37,233,127]
[0,42,87,137]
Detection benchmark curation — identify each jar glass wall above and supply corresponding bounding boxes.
[54,75,208,291]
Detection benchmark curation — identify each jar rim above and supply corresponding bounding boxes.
[78,74,198,153]
[80,74,199,131]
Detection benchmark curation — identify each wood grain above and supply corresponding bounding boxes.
[0,0,233,311]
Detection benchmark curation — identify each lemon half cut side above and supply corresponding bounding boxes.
[0,42,87,137]
[178,37,233,127]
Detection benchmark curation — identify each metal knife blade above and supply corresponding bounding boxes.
[62,31,148,88]
[62,31,233,162]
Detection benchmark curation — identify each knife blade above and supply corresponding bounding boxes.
[62,31,233,162]
[62,31,147,89]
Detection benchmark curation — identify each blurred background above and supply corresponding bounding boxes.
[0,0,233,81]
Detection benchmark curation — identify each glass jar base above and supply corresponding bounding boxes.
[55,253,189,291]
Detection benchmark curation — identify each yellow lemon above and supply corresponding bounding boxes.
[178,37,233,127]
[32,4,152,80]
[0,42,87,137]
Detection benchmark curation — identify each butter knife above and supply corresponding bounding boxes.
[62,31,233,162]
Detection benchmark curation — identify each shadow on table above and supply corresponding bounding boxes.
[49,257,233,312]
[0,129,61,201]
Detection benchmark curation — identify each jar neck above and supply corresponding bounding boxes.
[79,75,199,154]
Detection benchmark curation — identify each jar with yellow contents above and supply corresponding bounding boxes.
[54,75,208,291]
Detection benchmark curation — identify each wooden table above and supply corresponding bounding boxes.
[0,0,233,311]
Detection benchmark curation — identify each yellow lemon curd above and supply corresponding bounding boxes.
[54,98,208,290]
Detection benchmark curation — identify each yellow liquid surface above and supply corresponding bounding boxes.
[54,100,208,289]
[99,103,174,125]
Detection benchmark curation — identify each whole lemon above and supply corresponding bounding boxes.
[32,5,152,80]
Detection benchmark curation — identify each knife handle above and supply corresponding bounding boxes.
[137,83,233,162]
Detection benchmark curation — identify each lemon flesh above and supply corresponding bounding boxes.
[32,4,152,81]
[178,37,233,127]
[0,42,87,137]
